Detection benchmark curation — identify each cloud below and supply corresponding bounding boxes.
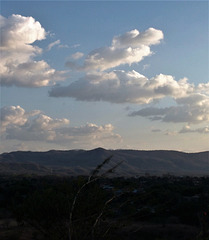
[0,106,122,147]
[66,27,163,72]
[70,44,80,48]
[1,60,66,87]
[112,28,164,48]
[82,45,152,71]
[49,70,193,104]
[0,106,68,141]
[164,130,177,136]
[56,123,122,148]
[0,14,66,87]
[1,105,30,132]
[47,39,61,51]
[58,44,69,49]
[0,14,46,48]
[46,24,208,131]
[143,64,150,71]
[151,128,162,133]
[197,82,209,94]
[47,40,69,50]
[179,125,209,134]
[71,52,84,60]
[129,92,209,125]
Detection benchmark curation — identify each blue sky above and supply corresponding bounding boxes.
[0,1,208,153]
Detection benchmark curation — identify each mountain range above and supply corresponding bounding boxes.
[0,148,209,176]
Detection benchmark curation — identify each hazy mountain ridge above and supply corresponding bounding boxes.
[0,148,209,176]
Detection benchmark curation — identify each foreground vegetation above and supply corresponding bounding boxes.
[0,174,209,240]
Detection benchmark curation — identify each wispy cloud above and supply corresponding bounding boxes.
[143,64,150,71]
[58,44,69,49]
[47,39,60,51]
[70,44,80,48]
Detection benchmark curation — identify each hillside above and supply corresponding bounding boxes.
[0,148,209,176]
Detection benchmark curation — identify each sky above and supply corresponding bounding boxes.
[0,1,209,153]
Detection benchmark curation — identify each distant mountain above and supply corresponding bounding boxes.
[0,148,209,176]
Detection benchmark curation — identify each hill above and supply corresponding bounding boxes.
[0,148,209,176]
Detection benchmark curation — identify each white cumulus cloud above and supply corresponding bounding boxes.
[197,82,209,95]
[0,14,66,87]
[49,70,193,104]
[65,27,163,72]
[0,106,122,147]
[82,45,151,71]
[112,28,163,48]
[48,24,209,132]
